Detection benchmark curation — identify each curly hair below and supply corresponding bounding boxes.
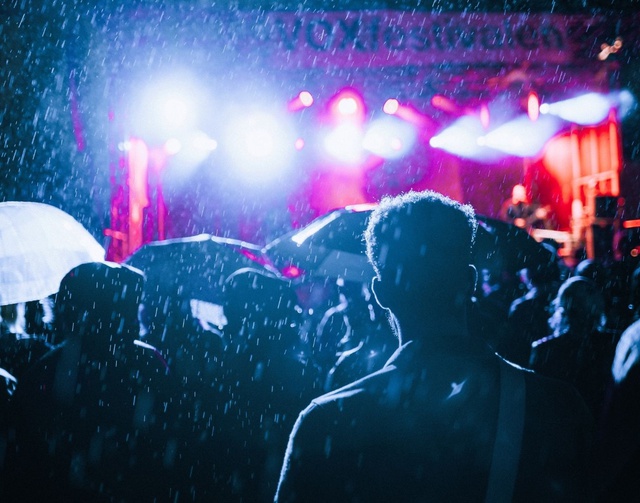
[364,190,477,282]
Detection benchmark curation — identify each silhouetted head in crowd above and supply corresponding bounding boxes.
[364,190,477,342]
[223,267,301,348]
[522,242,561,287]
[54,261,144,348]
[548,276,606,338]
[574,258,607,289]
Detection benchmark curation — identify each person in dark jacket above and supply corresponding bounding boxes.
[6,262,178,502]
[276,190,593,502]
[497,246,561,368]
[216,268,322,501]
[529,275,615,417]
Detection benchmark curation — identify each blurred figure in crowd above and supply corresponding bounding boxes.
[499,183,552,230]
[529,276,614,416]
[140,283,225,388]
[592,318,640,500]
[5,262,178,502]
[574,258,631,337]
[497,247,561,367]
[0,302,52,381]
[217,267,322,501]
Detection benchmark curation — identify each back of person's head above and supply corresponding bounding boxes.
[525,243,561,287]
[549,276,606,337]
[573,259,607,290]
[55,261,144,345]
[364,190,477,307]
[612,318,640,384]
[224,267,300,343]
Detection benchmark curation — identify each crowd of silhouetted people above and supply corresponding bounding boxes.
[1,190,640,501]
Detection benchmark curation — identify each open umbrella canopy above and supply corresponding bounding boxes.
[473,215,556,275]
[124,234,275,304]
[263,204,376,283]
[0,201,105,306]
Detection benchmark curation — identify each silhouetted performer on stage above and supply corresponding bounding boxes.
[276,190,593,502]
[499,183,552,230]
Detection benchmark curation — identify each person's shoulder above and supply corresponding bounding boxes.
[314,366,392,405]
[22,343,61,373]
[522,364,592,421]
[126,340,172,380]
[11,344,62,402]
[295,363,398,425]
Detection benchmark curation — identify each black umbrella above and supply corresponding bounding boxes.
[473,215,556,275]
[125,234,275,303]
[263,205,375,283]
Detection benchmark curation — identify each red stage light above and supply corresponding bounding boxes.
[299,91,314,107]
[288,90,315,112]
[480,104,490,129]
[383,99,400,115]
[282,264,303,278]
[527,91,540,121]
[431,94,461,115]
[328,88,365,124]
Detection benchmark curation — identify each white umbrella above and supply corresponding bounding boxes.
[0,201,105,305]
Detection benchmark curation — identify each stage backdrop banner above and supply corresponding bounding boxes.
[219,11,600,67]
[107,10,623,69]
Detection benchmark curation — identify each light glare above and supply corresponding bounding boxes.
[429,116,489,159]
[164,138,182,155]
[224,111,296,183]
[363,117,416,159]
[324,124,364,164]
[542,93,612,125]
[481,115,563,157]
[338,97,358,116]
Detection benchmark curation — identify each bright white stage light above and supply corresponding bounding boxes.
[299,91,314,107]
[328,88,366,124]
[288,90,315,112]
[323,123,365,164]
[162,98,190,128]
[130,72,209,143]
[363,117,416,159]
[481,115,563,157]
[617,89,636,119]
[337,97,359,116]
[163,131,218,177]
[192,132,218,152]
[164,138,182,155]
[429,116,491,159]
[539,93,612,126]
[224,111,296,183]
